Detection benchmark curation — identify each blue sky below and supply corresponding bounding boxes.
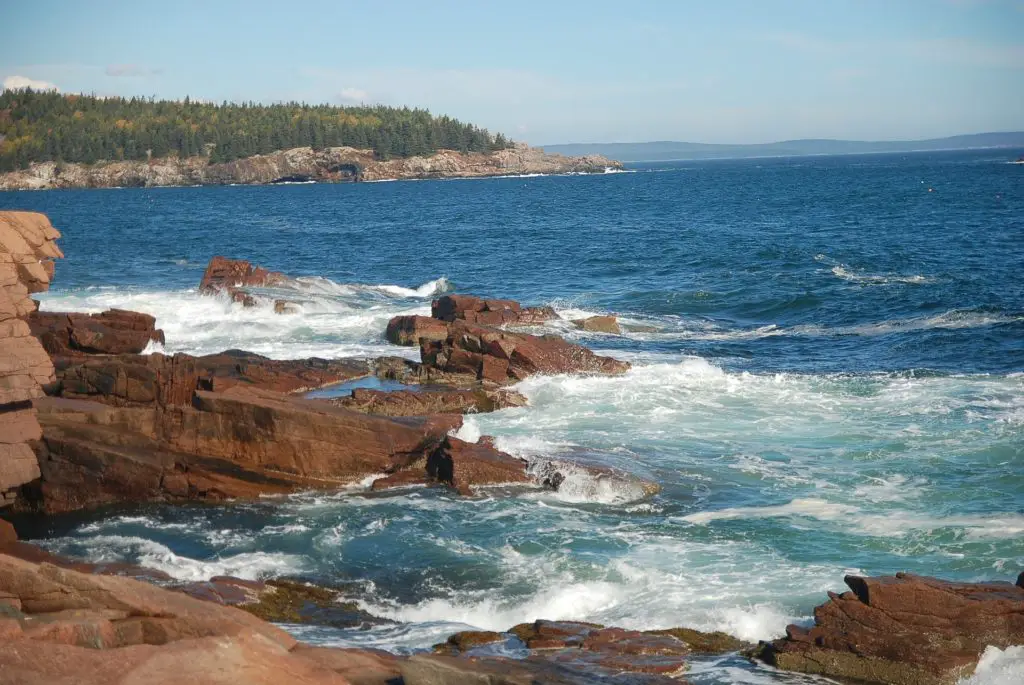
[3,0,1022,144]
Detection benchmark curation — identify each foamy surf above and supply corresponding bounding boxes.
[37,275,450,359]
[830,264,931,285]
[957,646,1024,685]
[39,534,307,581]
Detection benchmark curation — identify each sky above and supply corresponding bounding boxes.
[2,0,1022,145]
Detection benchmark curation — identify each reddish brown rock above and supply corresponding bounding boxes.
[425,436,529,494]
[0,552,385,685]
[24,383,462,513]
[198,256,288,306]
[50,353,199,408]
[292,645,404,685]
[0,518,16,546]
[422,320,629,384]
[407,621,689,683]
[431,294,558,327]
[385,314,450,346]
[755,572,1024,685]
[47,350,369,410]
[194,349,370,394]
[199,255,287,293]
[172,387,460,480]
[332,386,525,416]
[369,468,431,491]
[0,211,62,506]
[29,309,165,356]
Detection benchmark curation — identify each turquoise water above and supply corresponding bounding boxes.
[3,150,1022,683]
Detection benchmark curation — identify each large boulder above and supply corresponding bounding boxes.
[754,572,1024,685]
[431,294,557,326]
[168,387,460,480]
[422,320,629,384]
[198,256,287,306]
[24,384,463,513]
[425,436,530,494]
[0,211,62,507]
[384,315,450,346]
[50,353,200,408]
[29,309,165,355]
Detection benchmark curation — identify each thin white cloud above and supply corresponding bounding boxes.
[2,74,59,91]
[105,64,163,78]
[764,31,1024,69]
[336,87,369,104]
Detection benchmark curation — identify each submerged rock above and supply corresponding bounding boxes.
[645,626,749,654]
[237,579,383,630]
[411,620,692,684]
[572,315,622,335]
[753,572,1024,685]
[332,386,526,416]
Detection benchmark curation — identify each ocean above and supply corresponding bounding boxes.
[3,149,1022,684]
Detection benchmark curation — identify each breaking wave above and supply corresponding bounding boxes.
[37,275,450,359]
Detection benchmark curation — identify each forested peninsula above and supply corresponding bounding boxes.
[0,90,618,188]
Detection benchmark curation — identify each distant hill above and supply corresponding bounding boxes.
[541,133,1024,162]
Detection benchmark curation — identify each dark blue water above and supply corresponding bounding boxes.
[3,150,1022,683]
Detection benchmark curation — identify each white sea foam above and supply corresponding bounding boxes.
[37,275,448,359]
[831,264,931,285]
[572,308,1023,344]
[42,534,306,581]
[958,646,1024,685]
[355,536,840,643]
[680,498,859,524]
[681,498,1024,540]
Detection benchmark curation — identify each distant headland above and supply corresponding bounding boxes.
[542,132,1024,162]
[0,90,619,189]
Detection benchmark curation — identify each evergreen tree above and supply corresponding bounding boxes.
[0,89,513,170]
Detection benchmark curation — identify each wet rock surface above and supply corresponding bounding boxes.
[572,315,622,335]
[198,255,287,305]
[754,572,1024,685]
[331,386,526,417]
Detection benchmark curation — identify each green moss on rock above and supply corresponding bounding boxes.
[645,627,749,654]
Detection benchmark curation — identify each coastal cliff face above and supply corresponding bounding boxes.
[0,144,621,190]
[0,211,63,506]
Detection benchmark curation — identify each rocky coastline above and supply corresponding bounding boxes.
[0,145,622,191]
[1,210,1021,684]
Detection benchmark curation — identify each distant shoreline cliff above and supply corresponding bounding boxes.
[0,144,622,190]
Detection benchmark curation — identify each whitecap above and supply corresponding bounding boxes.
[958,645,1024,685]
[41,534,306,581]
